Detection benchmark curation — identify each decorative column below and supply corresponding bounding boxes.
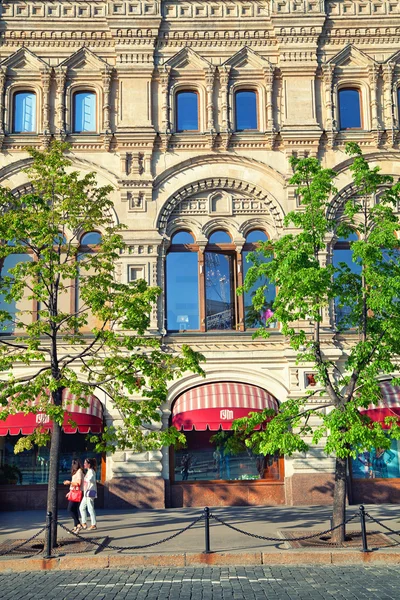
[369,64,382,145]
[219,65,231,132]
[322,64,334,146]
[102,68,112,133]
[205,66,216,132]
[264,65,275,132]
[383,63,395,145]
[40,68,51,137]
[160,65,171,133]
[56,66,67,136]
[0,67,6,136]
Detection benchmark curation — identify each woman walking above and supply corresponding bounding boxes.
[63,459,84,533]
[80,457,98,530]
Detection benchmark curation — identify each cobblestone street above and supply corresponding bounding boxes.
[0,566,399,599]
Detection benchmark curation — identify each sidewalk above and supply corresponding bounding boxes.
[1,504,400,571]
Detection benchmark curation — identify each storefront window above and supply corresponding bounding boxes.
[2,433,102,485]
[352,437,400,479]
[173,430,280,482]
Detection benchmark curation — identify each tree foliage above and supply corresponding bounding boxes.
[0,141,204,453]
[238,144,400,540]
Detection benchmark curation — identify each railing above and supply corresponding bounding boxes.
[1,505,399,558]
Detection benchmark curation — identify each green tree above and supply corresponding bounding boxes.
[238,143,400,544]
[0,142,204,544]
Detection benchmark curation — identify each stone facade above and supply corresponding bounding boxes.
[1,0,400,507]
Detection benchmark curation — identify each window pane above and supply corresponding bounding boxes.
[333,241,362,327]
[176,92,198,132]
[166,251,199,331]
[13,92,36,133]
[208,230,231,243]
[339,89,361,129]
[245,230,268,243]
[0,253,32,333]
[205,252,235,330]
[74,92,96,132]
[174,430,280,482]
[235,91,257,131]
[171,231,195,244]
[352,437,400,479]
[80,232,102,245]
[243,251,276,329]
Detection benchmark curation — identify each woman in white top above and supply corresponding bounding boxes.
[79,457,98,530]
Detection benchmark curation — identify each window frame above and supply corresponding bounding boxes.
[338,87,363,131]
[166,228,274,334]
[175,89,200,133]
[234,89,259,132]
[72,89,97,134]
[12,90,37,134]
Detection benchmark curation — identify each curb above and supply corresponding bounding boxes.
[1,550,400,572]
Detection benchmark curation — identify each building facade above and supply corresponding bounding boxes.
[1,0,400,509]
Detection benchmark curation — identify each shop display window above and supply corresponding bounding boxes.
[173,430,280,482]
[352,437,400,479]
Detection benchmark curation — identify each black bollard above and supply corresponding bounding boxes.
[203,507,211,554]
[44,511,52,559]
[359,505,369,553]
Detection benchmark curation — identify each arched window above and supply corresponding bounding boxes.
[0,252,33,333]
[75,232,102,329]
[73,91,96,133]
[242,230,276,328]
[235,90,257,131]
[176,91,199,132]
[165,227,276,333]
[166,231,199,331]
[338,88,361,130]
[13,91,36,133]
[333,231,361,327]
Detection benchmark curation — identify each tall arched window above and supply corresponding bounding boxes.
[75,232,102,330]
[165,228,276,333]
[242,230,276,328]
[235,90,257,131]
[166,231,199,331]
[176,91,199,132]
[73,91,96,133]
[13,91,36,133]
[333,231,361,327]
[338,88,361,130]
[0,251,33,333]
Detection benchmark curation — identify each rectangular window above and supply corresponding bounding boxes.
[339,88,361,130]
[166,252,200,331]
[13,92,36,133]
[74,91,96,133]
[235,90,257,131]
[176,91,199,132]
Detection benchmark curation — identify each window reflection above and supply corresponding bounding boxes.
[352,438,400,479]
[13,92,36,133]
[73,91,96,133]
[174,431,280,482]
[205,252,235,330]
[176,91,198,132]
[339,88,361,130]
[333,232,361,327]
[235,90,257,131]
[166,252,199,331]
[0,253,32,333]
[243,230,276,329]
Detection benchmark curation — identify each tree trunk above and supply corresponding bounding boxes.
[331,455,347,545]
[46,388,63,547]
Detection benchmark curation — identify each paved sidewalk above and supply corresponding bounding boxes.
[0,504,399,570]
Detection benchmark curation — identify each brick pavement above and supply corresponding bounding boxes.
[0,566,399,599]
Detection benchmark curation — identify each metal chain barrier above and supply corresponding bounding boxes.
[210,512,358,543]
[365,512,400,539]
[57,513,205,552]
[0,525,48,556]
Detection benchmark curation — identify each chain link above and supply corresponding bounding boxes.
[0,525,48,556]
[57,514,205,552]
[365,512,400,538]
[210,512,358,543]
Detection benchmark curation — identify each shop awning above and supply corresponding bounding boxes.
[359,381,400,428]
[0,390,103,436]
[171,382,278,431]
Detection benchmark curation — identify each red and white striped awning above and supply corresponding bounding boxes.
[171,382,278,431]
[359,381,400,428]
[0,389,103,436]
